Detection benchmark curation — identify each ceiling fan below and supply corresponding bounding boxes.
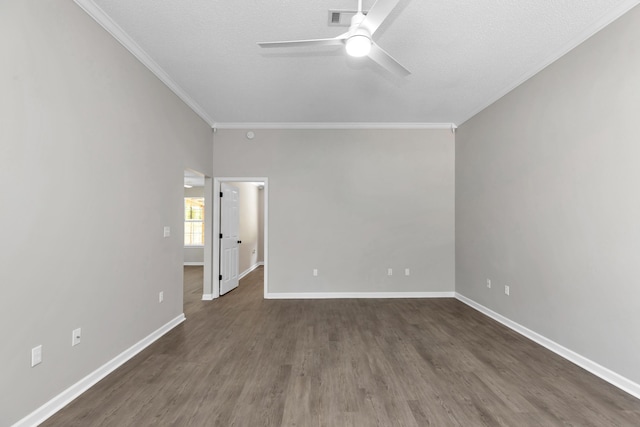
[257,0,410,76]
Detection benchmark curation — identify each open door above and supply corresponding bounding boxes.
[220,183,240,295]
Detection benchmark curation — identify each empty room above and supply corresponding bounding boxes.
[2,0,640,426]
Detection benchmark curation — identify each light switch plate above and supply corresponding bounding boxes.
[31,345,42,367]
[72,328,81,346]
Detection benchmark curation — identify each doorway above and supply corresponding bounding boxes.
[209,177,268,299]
[184,170,213,302]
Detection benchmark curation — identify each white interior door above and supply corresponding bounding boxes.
[220,183,240,295]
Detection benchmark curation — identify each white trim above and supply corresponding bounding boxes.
[183,262,204,266]
[455,293,640,400]
[201,293,215,301]
[239,262,262,280]
[458,0,640,125]
[12,314,185,427]
[266,291,455,299]
[214,122,456,130]
[72,0,215,127]
[203,177,213,305]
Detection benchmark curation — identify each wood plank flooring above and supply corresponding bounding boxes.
[43,266,640,426]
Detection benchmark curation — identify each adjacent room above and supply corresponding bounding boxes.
[2,0,640,425]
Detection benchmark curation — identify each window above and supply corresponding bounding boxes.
[184,197,205,246]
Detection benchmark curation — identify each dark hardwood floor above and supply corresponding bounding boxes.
[43,266,640,426]
[183,265,208,319]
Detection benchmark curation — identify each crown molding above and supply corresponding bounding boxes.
[214,122,457,130]
[73,0,215,127]
[457,0,640,126]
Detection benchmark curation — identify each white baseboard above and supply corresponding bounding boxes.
[201,293,215,301]
[12,314,186,427]
[239,262,262,280]
[266,291,455,299]
[183,262,204,266]
[455,293,640,400]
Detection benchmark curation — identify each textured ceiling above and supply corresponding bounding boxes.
[77,0,639,127]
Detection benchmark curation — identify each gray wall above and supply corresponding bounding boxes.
[456,5,640,385]
[213,129,455,294]
[0,1,213,425]
[184,186,205,198]
[184,186,205,264]
[184,248,205,264]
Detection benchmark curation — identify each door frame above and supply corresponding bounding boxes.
[206,177,268,300]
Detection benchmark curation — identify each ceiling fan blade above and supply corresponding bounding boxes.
[360,0,400,36]
[258,36,346,49]
[367,42,410,76]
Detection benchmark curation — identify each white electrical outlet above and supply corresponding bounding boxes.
[505,285,510,296]
[387,268,393,276]
[72,328,81,346]
[31,345,42,367]
[163,226,170,237]
[159,291,164,303]
[486,279,491,288]
[313,269,318,277]
[405,268,410,276]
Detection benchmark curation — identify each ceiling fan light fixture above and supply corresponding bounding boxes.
[258,0,410,75]
[345,34,371,57]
